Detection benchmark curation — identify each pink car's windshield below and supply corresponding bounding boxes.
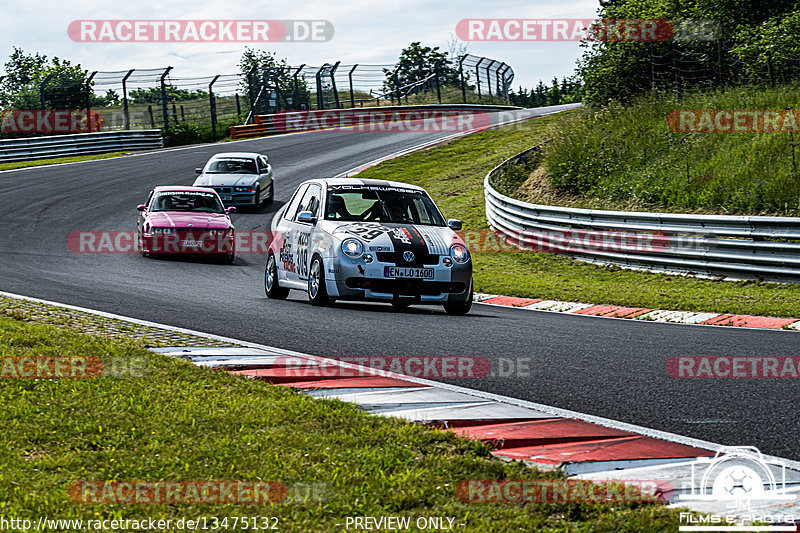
[150,191,224,213]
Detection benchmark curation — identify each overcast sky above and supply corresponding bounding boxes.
[1,0,601,89]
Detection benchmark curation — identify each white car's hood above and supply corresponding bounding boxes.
[326,221,455,256]
[195,173,257,187]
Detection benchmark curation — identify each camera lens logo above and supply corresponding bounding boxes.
[714,465,761,499]
[680,446,795,511]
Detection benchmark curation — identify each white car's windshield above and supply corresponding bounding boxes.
[205,158,257,174]
[325,188,445,226]
[150,192,225,213]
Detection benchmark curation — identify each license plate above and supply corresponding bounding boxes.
[180,240,202,247]
[384,266,434,279]
[220,195,232,201]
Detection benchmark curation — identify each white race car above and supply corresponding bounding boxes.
[193,152,274,209]
[264,178,473,315]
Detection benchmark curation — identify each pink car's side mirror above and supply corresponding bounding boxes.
[225,206,236,214]
[137,204,147,212]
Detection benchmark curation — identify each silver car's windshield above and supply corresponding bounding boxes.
[205,158,257,174]
[150,192,225,213]
[325,188,445,226]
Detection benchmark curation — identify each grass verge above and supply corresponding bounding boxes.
[353,115,800,318]
[538,84,800,215]
[0,314,680,532]
[0,152,142,172]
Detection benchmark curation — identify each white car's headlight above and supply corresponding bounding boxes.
[449,244,469,263]
[341,238,364,258]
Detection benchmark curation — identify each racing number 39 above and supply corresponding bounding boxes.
[297,232,310,278]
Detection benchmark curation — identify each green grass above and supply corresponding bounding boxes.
[354,116,800,318]
[0,152,136,172]
[539,84,800,215]
[0,316,681,531]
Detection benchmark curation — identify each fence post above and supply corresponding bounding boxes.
[261,67,277,115]
[671,43,681,98]
[84,71,97,132]
[394,69,401,105]
[209,74,220,141]
[235,94,241,119]
[247,67,257,118]
[485,60,496,97]
[475,58,484,100]
[348,64,358,108]
[458,55,467,103]
[496,63,505,98]
[499,64,511,103]
[122,69,135,130]
[315,65,325,110]
[293,64,304,110]
[39,73,54,111]
[328,61,341,109]
[160,66,173,133]
[147,105,155,128]
[434,61,442,103]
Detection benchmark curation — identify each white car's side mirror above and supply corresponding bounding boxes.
[448,219,462,231]
[297,211,317,225]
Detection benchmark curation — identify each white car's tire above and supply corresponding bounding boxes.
[308,255,331,306]
[265,254,289,299]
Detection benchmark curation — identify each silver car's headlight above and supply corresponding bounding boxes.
[449,244,469,263]
[341,238,364,258]
[235,186,254,192]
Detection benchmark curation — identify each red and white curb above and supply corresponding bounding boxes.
[156,344,800,522]
[475,293,800,332]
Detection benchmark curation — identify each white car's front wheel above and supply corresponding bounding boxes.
[307,255,331,306]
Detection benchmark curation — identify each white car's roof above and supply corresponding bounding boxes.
[208,152,263,159]
[310,177,425,192]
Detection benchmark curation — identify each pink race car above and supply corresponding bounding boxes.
[137,186,236,263]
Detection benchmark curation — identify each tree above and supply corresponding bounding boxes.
[383,42,460,96]
[93,89,121,107]
[128,85,207,105]
[237,48,305,110]
[575,0,800,103]
[0,47,90,110]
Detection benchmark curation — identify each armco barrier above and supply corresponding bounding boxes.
[485,147,800,281]
[229,104,521,140]
[0,130,164,164]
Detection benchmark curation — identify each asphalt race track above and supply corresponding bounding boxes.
[1,106,797,461]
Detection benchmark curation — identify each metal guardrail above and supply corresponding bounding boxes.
[0,130,163,163]
[484,147,800,281]
[230,104,521,140]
